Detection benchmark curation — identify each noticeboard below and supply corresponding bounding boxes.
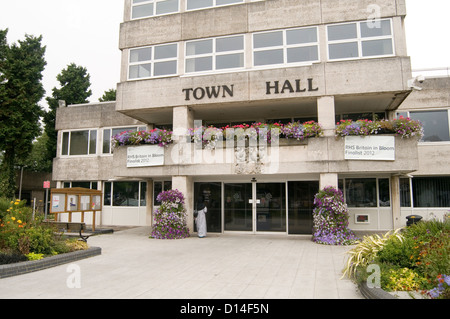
[49,187,103,231]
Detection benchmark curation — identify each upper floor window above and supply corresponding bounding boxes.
[253,27,319,67]
[129,43,178,79]
[185,35,244,73]
[327,19,394,60]
[398,110,450,142]
[186,0,243,11]
[132,0,179,19]
[62,130,97,156]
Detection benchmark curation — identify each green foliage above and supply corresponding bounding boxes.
[342,229,403,279]
[0,29,47,197]
[0,198,89,257]
[376,235,417,269]
[382,266,431,292]
[26,252,44,261]
[345,219,450,296]
[43,63,92,170]
[99,88,116,102]
[0,251,28,265]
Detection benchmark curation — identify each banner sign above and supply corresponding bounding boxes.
[127,145,164,167]
[345,136,395,161]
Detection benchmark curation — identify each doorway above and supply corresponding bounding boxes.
[224,182,286,233]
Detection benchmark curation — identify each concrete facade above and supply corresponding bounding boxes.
[52,0,449,234]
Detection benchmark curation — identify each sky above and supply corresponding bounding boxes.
[0,0,449,108]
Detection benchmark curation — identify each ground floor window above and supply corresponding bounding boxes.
[401,176,450,208]
[104,181,147,207]
[342,178,390,208]
[63,181,98,190]
[153,180,172,206]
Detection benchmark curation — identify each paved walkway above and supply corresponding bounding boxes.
[0,227,363,299]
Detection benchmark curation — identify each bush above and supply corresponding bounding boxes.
[1,198,89,259]
[0,251,28,264]
[342,229,403,279]
[345,219,450,297]
[376,235,417,269]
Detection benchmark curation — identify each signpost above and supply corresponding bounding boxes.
[43,181,51,219]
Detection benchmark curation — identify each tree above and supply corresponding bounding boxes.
[99,88,116,102]
[0,29,47,198]
[42,63,92,169]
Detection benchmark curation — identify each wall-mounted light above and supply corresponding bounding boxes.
[251,177,257,183]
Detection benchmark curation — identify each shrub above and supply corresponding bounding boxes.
[428,274,450,299]
[342,229,403,279]
[0,251,28,264]
[26,252,44,261]
[383,267,430,292]
[376,235,417,269]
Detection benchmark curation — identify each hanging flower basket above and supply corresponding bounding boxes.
[335,117,423,139]
[112,129,173,149]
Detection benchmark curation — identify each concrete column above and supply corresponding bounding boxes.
[173,106,193,139]
[172,176,194,234]
[173,106,194,165]
[391,175,402,229]
[320,173,338,190]
[317,96,336,137]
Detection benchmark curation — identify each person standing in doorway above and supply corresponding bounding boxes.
[195,196,207,238]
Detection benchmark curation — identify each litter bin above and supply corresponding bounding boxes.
[406,215,423,227]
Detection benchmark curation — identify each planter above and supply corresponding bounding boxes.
[0,247,101,279]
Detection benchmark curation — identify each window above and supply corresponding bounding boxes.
[103,181,147,207]
[345,178,377,207]
[185,35,244,73]
[344,178,390,208]
[412,177,450,208]
[103,126,146,154]
[253,27,319,67]
[129,43,178,79]
[327,19,394,60]
[63,181,98,190]
[400,178,411,207]
[409,110,450,142]
[62,130,97,156]
[153,181,172,206]
[186,0,243,11]
[131,0,179,19]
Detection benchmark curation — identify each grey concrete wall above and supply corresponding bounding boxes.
[120,0,406,48]
[117,57,411,114]
[399,77,450,176]
[55,102,145,131]
[110,135,419,179]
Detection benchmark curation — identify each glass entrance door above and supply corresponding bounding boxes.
[224,183,253,231]
[256,183,286,232]
[224,182,286,233]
